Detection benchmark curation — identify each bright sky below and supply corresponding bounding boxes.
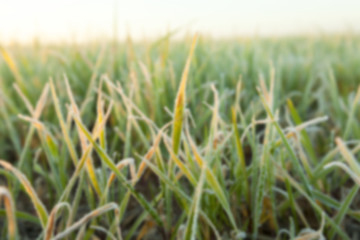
[0,0,360,43]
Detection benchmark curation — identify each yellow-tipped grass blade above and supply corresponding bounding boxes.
[64,76,102,196]
[44,202,71,240]
[0,187,17,240]
[0,47,25,89]
[0,160,48,227]
[172,34,198,154]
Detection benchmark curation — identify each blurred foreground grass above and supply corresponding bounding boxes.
[0,34,360,239]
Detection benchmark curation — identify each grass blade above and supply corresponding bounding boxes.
[184,165,206,240]
[0,160,48,227]
[50,78,78,166]
[44,202,72,240]
[0,186,17,240]
[172,34,198,154]
[53,203,120,240]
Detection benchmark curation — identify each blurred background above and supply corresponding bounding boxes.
[1,0,360,44]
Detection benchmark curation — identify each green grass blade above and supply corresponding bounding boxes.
[184,165,206,240]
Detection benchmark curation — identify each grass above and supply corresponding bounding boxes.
[0,33,359,239]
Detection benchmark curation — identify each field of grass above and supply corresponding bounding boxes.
[0,34,360,239]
